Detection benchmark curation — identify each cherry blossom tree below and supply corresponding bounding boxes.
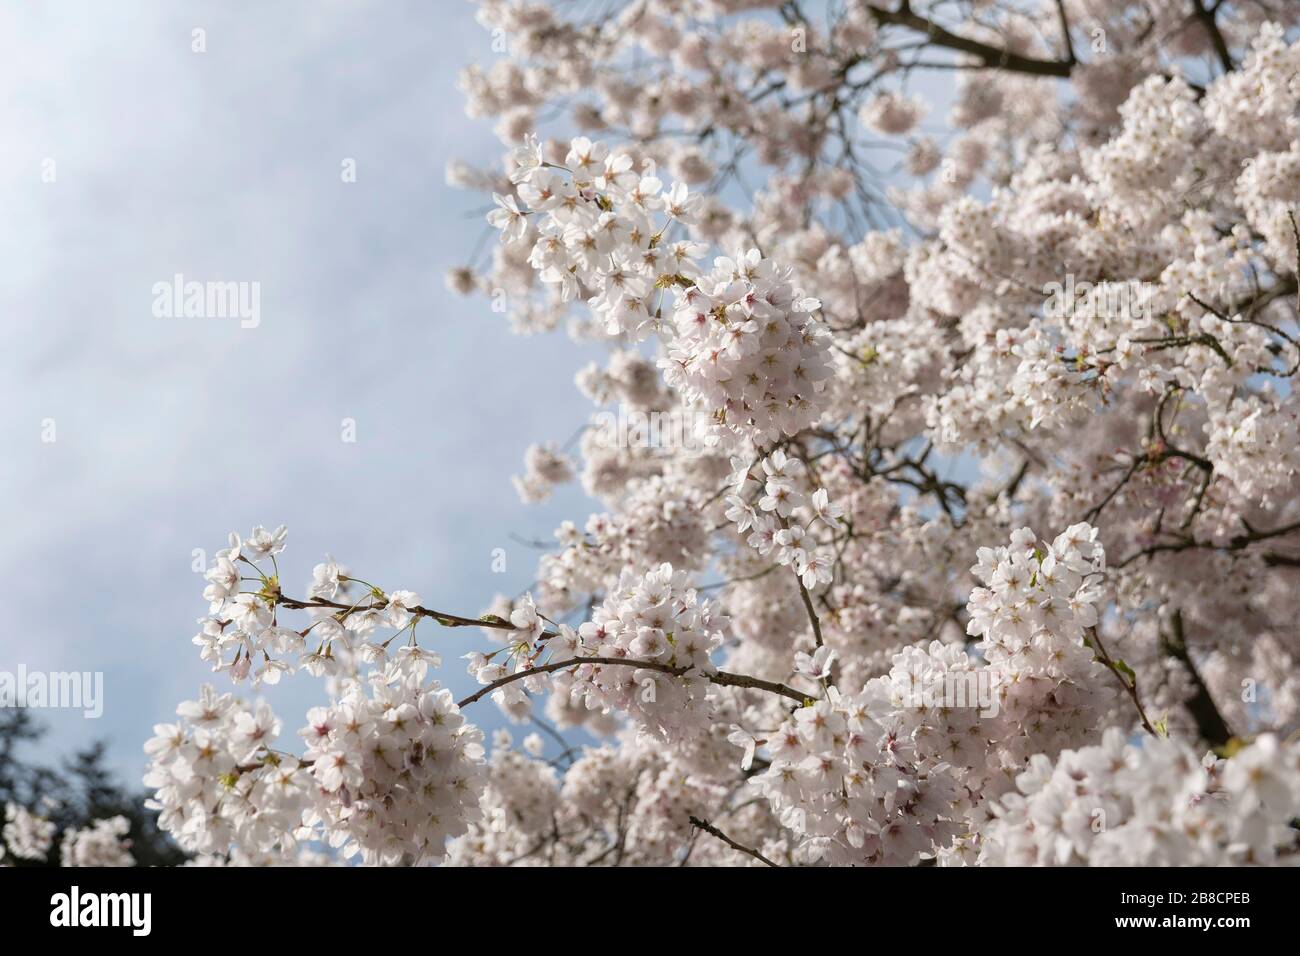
[141,1,1300,866]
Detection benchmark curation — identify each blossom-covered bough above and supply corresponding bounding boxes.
[136,1,1300,867]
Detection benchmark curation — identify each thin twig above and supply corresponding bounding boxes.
[1086,627,1157,737]
[278,593,514,630]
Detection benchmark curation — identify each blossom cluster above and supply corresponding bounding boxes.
[145,653,485,865]
[725,449,843,589]
[195,524,434,687]
[1,802,56,862]
[965,524,1118,761]
[554,562,726,741]
[466,562,727,741]
[738,524,1117,864]
[297,663,487,865]
[488,135,833,449]
[660,249,832,448]
[972,731,1300,866]
[746,681,967,866]
[59,816,134,867]
[1,802,135,868]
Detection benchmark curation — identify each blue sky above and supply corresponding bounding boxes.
[0,0,603,783]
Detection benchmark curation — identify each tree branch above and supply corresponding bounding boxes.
[688,816,779,867]
[1191,0,1235,73]
[1162,610,1234,747]
[1086,627,1157,737]
[866,4,1074,77]
[795,570,825,648]
[457,655,813,709]
[277,593,516,631]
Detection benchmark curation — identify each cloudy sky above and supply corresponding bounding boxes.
[1,0,603,783]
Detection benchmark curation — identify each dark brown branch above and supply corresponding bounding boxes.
[688,816,779,867]
[1118,515,1300,567]
[1000,458,1031,500]
[712,668,813,704]
[1191,0,1235,73]
[1290,211,1300,309]
[457,656,813,709]
[866,4,1074,77]
[1161,610,1234,747]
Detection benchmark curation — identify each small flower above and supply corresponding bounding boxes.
[794,646,837,681]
